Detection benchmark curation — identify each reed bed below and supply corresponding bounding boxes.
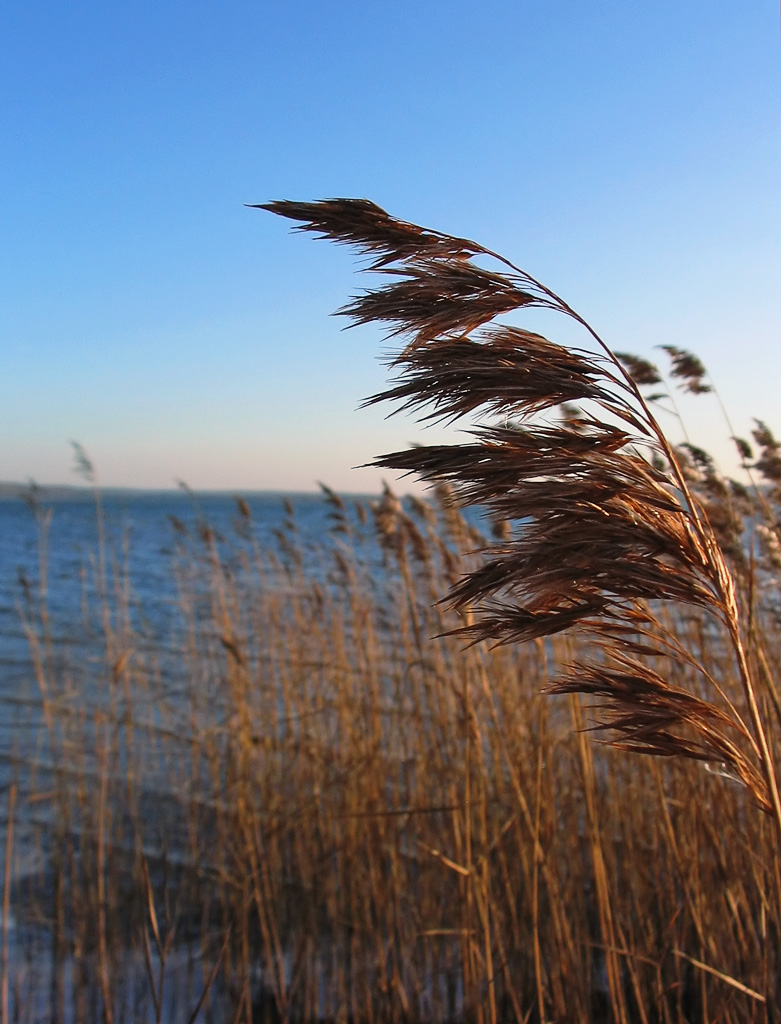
[2,476,781,1023]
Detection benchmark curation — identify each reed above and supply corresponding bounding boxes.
[260,198,781,841]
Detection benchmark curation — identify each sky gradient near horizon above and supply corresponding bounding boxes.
[1,1,779,493]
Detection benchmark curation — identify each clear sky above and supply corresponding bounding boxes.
[1,1,779,493]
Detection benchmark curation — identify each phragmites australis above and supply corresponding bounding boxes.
[257,198,781,839]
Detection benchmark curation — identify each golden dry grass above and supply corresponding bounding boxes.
[3,481,781,1022]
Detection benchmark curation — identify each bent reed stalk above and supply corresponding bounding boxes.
[259,198,781,847]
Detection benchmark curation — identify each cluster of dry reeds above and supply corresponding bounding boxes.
[2,200,781,1022]
[4,472,781,1023]
[3,468,781,1022]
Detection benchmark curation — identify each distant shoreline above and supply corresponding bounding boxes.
[0,481,381,501]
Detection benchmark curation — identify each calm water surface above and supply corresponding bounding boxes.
[0,488,377,790]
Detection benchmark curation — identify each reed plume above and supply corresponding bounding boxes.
[258,198,781,837]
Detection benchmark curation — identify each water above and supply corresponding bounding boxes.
[0,485,375,762]
[0,486,356,621]
[0,486,394,854]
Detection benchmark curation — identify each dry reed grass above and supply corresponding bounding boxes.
[2,200,781,1021]
[1,473,779,1022]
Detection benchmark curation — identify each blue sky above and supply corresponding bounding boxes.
[1,1,779,492]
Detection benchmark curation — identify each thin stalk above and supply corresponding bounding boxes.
[1,784,16,1024]
[531,741,544,1024]
[571,696,629,1024]
[731,629,781,859]
[96,720,114,1024]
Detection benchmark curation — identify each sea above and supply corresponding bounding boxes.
[0,485,377,771]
